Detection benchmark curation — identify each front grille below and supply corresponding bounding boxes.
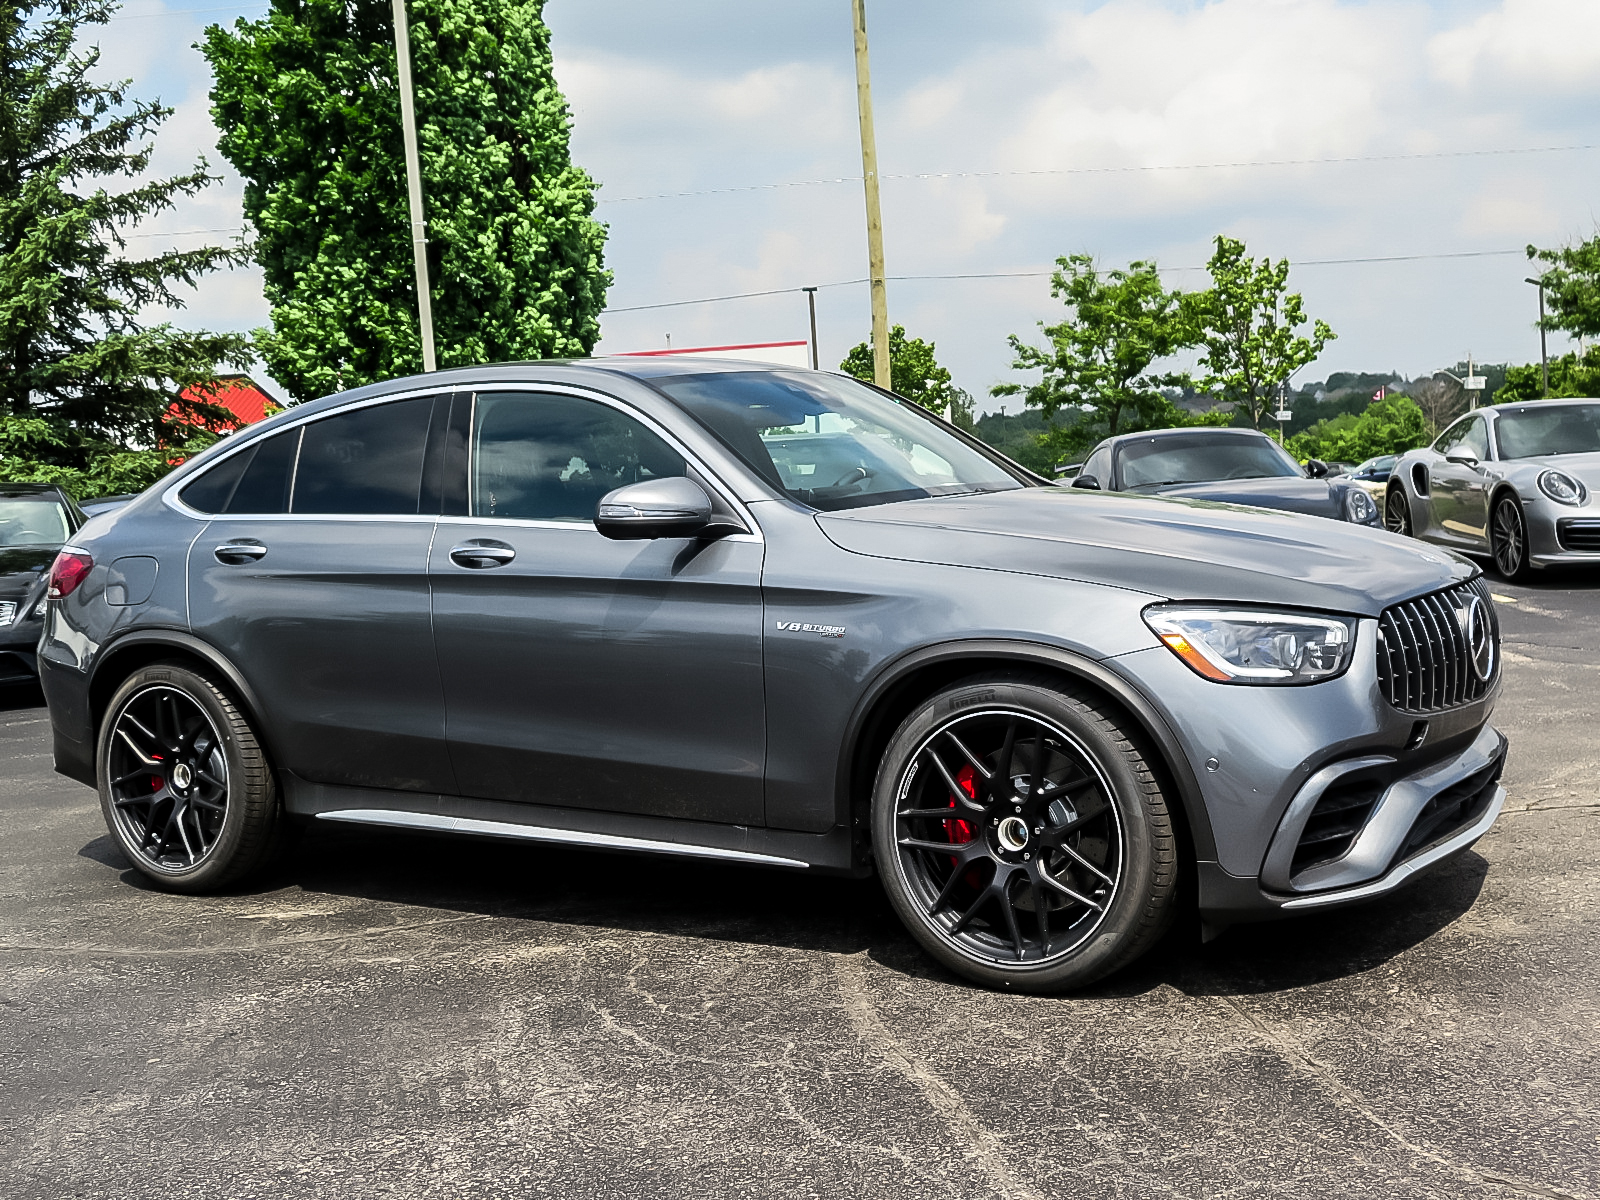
[1390,754,1504,868]
[1556,518,1600,552]
[1376,579,1498,713]
[1292,778,1384,875]
[0,602,13,626]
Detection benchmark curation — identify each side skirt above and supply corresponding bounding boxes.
[280,773,864,876]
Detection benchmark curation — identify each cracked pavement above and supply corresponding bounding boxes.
[2,572,1597,1199]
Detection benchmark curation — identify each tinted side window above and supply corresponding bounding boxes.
[1459,417,1490,459]
[1433,416,1473,453]
[225,429,298,514]
[472,393,686,521]
[179,444,253,513]
[1082,444,1112,485]
[292,397,434,515]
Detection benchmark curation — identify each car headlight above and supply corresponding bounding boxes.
[1344,488,1378,523]
[1537,469,1587,506]
[1144,606,1357,684]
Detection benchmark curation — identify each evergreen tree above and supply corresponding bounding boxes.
[204,0,610,402]
[0,0,250,476]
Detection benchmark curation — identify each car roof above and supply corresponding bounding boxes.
[0,482,66,497]
[1104,426,1267,445]
[1481,397,1600,417]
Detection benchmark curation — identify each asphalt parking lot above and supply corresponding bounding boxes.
[3,574,1597,1200]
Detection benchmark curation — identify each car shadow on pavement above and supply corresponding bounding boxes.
[0,681,45,711]
[84,817,1490,999]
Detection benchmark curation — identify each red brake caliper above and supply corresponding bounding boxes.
[944,765,978,867]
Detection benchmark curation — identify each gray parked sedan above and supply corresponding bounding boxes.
[1385,398,1600,580]
[40,361,1507,991]
[1070,427,1383,527]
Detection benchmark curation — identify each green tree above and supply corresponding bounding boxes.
[1186,235,1335,430]
[1285,394,1428,464]
[0,0,250,487]
[1527,233,1600,339]
[992,255,1224,464]
[204,0,610,402]
[1494,347,1600,403]
[840,324,972,427]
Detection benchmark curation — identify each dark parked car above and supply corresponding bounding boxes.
[1071,427,1382,526]
[0,482,86,682]
[41,362,1506,991]
[79,492,140,518]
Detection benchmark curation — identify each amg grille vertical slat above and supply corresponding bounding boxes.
[1376,580,1498,714]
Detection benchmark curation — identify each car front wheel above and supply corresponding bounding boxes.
[97,662,284,892]
[1492,493,1533,581]
[872,674,1177,992]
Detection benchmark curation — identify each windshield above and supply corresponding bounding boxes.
[1117,434,1302,492]
[0,495,70,546]
[1494,403,1600,459]
[654,370,1026,511]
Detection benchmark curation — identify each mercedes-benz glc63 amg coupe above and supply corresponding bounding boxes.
[40,360,1509,991]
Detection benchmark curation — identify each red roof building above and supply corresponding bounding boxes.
[173,375,280,432]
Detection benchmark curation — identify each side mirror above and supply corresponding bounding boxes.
[1444,447,1480,468]
[1305,459,1329,478]
[1070,474,1101,490]
[596,476,715,540]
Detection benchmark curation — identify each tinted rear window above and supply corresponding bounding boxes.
[293,397,433,515]
[182,430,297,514]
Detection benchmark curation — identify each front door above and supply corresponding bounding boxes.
[1431,415,1491,545]
[185,392,455,793]
[429,389,766,825]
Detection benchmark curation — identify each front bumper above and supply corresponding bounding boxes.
[1197,723,1507,927]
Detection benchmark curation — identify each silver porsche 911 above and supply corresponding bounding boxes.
[1384,398,1600,580]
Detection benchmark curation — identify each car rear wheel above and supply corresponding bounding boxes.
[872,674,1177,992]
[1384,487,1412,536]
[1492,493,1533,581]
[97,662,284,892]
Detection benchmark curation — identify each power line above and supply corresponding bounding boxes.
[600,249,1528,314]
[600,143,1600,205]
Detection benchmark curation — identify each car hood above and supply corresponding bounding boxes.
[0,545,59,596]
[816,488,1472,615]
[1143,475,1345,517]
[1507,451,1600,484]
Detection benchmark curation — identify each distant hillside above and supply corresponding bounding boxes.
[972,408,1059,474]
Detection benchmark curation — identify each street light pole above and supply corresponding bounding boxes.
[850,0,890,389]
[1525,277,1549,397]
[391,0,436,372]
[803,287,820,369]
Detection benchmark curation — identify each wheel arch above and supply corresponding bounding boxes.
[89,631,276,765]
[838,639,1217,866]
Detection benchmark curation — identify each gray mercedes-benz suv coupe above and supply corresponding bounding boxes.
[40,360,1508,991]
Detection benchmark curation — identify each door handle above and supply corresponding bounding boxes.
[449,540,516,569]
[213,540,267,564]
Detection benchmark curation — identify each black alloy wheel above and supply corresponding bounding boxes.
[1385,487,1412,536]
[98,662,283,891]
[1492,493,1533,581]
[873,674,1177,992]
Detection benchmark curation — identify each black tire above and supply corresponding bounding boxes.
[97,661,283,892]
[1384,486,1412,536]
[1491,492,1534,582]
[872,673,1177,993]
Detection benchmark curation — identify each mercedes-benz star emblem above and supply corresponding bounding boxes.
[1458,594,1495,682]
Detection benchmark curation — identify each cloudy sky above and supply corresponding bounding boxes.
[103,0,1598,408]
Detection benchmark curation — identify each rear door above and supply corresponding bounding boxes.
[184,392,455,793]
[428,388,766,824]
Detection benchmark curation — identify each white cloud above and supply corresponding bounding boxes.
[1429,0,1600,91]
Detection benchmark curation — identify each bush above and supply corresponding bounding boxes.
[1286,394,1429,463]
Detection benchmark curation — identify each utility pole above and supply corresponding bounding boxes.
[391,0,436,372]
[1525,276,1550,397]
[850,0,889,389]
[803,287,820,369]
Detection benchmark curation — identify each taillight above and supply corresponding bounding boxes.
[47,549,94,599]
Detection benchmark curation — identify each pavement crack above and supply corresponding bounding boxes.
[1216,996,1585,1200]
[832,952,1047,1200]
[0,913,491,956]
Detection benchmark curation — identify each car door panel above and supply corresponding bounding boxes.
[429,389,766,825]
